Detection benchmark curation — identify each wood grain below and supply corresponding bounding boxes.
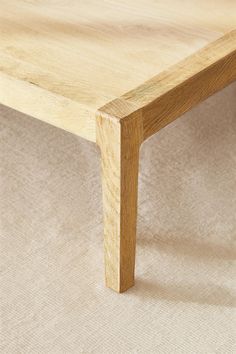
[96,110,143,292]
[0,72,95,141]
[0,0,235,141]
[122,30,236,140]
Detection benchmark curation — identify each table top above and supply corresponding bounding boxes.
[0,0,235,142]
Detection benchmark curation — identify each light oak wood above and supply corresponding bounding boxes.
[0,72,95,141]
[0,1,235,292]
[0,0,235,141]
[119,31,236,140]
[97,110,143,292]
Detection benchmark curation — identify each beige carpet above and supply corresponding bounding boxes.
[0,83,236,353]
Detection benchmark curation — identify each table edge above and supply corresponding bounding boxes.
[97,30,236,143]
[1,30,235,144]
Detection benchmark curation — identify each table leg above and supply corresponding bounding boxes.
[97,112,142,292]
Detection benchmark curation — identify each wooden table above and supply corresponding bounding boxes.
[0,1,235,292]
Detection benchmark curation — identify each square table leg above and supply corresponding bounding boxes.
[97,111,143,292]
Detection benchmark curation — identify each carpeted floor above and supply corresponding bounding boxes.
[0,83,236,353]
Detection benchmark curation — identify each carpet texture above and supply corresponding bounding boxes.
[0,83,236,353]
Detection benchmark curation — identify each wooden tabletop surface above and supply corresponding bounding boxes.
[0,0,235,141]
